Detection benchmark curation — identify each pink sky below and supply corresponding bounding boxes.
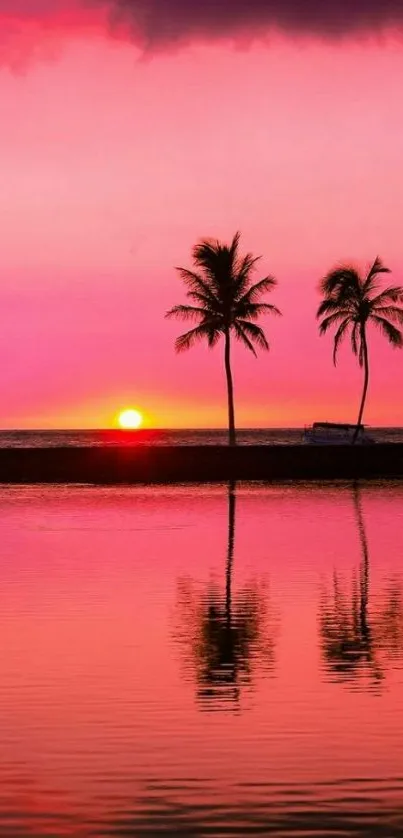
[1,23,403,427]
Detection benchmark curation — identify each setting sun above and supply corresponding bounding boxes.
[118,409,143,430]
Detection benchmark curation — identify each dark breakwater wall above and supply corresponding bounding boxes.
[0,444,402,483]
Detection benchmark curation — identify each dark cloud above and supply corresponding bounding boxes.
[99,0,403,45]
[0,0,403,61]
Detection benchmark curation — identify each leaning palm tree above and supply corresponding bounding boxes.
[166,232,281,445]
[317,257,403,442]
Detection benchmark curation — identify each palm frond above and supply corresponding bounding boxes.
[206,328,222,348]
[358,328,365,367]
[351,321,360,359]
[165,305,206,321]
[175,322,221,353]
[363,257,391,295]
[332,318,351,365]
[175,267,206,288]
[176,268,217,300]
[320,267,361,298]
[317,298,354,319]
[318,312,351,335]
[228,231,241,263]
[236,301,281,321]
[237,252,261,279]
[193,239,232,284]
[186,289,222,312]
[176,268,215,295]
[233,252,261,298]
[235,320,269,351]
[192,239,219,268]
[317,299,340,317]
[372,316,403,348]
[371,286,403,306]
[233,323,257,356]
[370,305,403,324]
[237,276,277,307]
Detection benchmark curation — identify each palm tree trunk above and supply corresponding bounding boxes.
[353,327,369,444]
[353,483,370,643]
[225,481,236,631]
[224,329,236,446]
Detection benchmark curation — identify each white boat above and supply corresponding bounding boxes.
[304,422,375,445]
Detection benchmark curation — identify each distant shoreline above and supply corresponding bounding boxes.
[0,428,402,448]
[0,444,402,483]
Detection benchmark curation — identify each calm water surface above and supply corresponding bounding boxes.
[1,482,403,836]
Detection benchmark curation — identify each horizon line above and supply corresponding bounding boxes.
[0,425,401,432]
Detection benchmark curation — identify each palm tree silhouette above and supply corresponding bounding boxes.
[166,232,281,445]
[174,483,276,709]
[317,257,403,442]
[319,484,403,686]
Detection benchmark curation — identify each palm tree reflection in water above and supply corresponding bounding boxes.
[175,483,276,709]
[320,484,403,686]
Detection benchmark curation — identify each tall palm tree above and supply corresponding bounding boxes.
[166,232,281,445]
[317,257,403,442]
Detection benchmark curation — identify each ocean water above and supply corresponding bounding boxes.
[0,427,402,446]
[0,481,403,836]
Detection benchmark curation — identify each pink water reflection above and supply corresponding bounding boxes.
[0,482,402,835]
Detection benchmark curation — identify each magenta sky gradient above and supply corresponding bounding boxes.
[1,23,403,427]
